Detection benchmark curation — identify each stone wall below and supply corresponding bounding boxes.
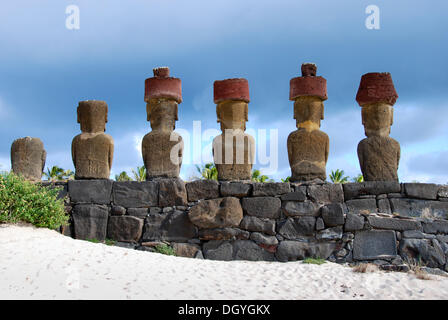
[45,180,448,271]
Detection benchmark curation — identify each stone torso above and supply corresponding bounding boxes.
[212,132,255,181]
[142,131,183,179]
[287,129,329,181]
[357,136,400,181]
[72,133,113,179]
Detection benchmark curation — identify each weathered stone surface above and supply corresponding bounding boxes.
[353,230,397,260]
[277,217,316,238]
[241,197,281,219]
[367,216,422,231]
[107,216,143,242]
[377,198,392,214]
[402,230,435,239]
[72,100,114,179]
[399,239,445,268]
[316,226,343,241]
[11,137,46,181]
[68,180,113,204]
[142,210,197,242]
[438,186,448,198]
[282,201,319,217]
[344,213,365,231]
[199,228,249,241]
[203,241,233,261]
[232,240,276,261]
[239,216,276,235]
[276,241,336,262]
[72,204,109,241]
[422,219,448,234]
[127,208,148,218]
[389,198,448,218]
[172,243,201,258]
[143,68,183,179]
[345,199,377,214]
[111,205,126,216]
[250,232,279,246]
[220,182,252,197]
[158,178,187,207]
[185,179,220,201]
[343,182,401,200]
[188,197,243,229]
[316,217,325,230]
[321,203,345,227]
[252,182,291,196]
[308,183,344,204]
[113,181,158,208]
[404,183,439,200]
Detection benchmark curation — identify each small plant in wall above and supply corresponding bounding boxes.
[154,244,176,256]
[302,257,326,265]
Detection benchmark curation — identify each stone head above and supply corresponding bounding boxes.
[216,100,248,131]
[293,96,324,128]
[77,100,108,133]
[361,103,393,137]
[146,98,178,131]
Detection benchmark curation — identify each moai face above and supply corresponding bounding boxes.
[294,96,324,129]
[361,103,393,137]
[77,101,108,133]
[216,101,248,131]
[147,99,178,132]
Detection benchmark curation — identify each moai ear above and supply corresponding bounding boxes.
[175,103,179,121]
[245,104,248,122]
[146,103,151,122]
[105,105,108,123]
[77,106,81,124]
[320,103,324,120]
[216,105,221,123]
[390,107,394,126]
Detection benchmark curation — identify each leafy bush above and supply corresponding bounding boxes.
[0,172,68,229]
[154,244,176,256]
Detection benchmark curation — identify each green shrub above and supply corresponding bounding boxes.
[303,257,326,265]
[154,244,176,256]
[0,172,68,229]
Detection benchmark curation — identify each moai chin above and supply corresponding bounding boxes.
[142,67,183,180]
[212,78,255,181]
[287,63,329,182]
[10,137,46,181]
[356,72,400,182]
[71,100,114,179]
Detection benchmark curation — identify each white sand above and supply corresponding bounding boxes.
[1,223,447,300]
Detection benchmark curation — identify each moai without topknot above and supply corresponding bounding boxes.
[142,67,183,180]
[71,100,114,179]
[356,72,400,182]
[212,78,255,181]
[287,63,329,182]
[11,137,46,181]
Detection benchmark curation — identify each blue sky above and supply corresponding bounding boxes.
[1,0,447,182]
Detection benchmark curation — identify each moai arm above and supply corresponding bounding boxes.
[41,149,47,175]
[109,140,114,172]
[142,139,147,167]
[357,142,364,175]
[325,136,329,164]
[71,140,76,168]
[287,134,294,167]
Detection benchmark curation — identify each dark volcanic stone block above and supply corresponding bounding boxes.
[275,241,336,262]
[113,181,158,208]
[353,230,397,260]
[343,182,401,200]
[277,217,316,238]
[344,213,365,232]
[220,182,252,197]
[308,183,344,204]
[107,216,144,242]
[241,197,281,219]
[282,201,320,217]
[321,203,345,227]
[252,182,290,196]
[367,216,422,231]
[142,210,197,242]
[72,204,109,241]
[399,238,445,268]
[239,216,276,235]
[389,198,448,218]
[404,183,439,200]
[345,199,377,214]
[185,179,220,202]
[232,240,275,261]
[158,178,187,207]
[68,180,113,204]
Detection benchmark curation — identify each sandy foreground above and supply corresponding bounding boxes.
[1,224,448,300]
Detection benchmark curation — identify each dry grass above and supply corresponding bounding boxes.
[352,263,379,273]
[413,266,433,280]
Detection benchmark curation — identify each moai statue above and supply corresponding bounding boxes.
[356,72,400,182]
[142,67,183,179]
[212,78,255,181]
[10,137,46,181]
[287,63,329,182]
[71,100,114,179]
